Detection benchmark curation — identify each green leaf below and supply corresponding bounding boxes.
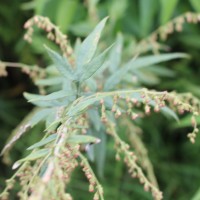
[35,77,63,86]
[109,33,123,72]
[12,149,50,169]
[139,0,158,36]
[130,53,189,71]
[190,0,200,12]
[56,0,78,32]
[45,45,75,80]
[160,0,179,24]
[160,106,179,122]
[67,135,101,144]
[76,17,108,70]
[192,187,200,200]
[173,114,200,128]
[132,70,160,85]
[88,109,101,131]
[104,56,137,91]
[27,134,57,150]
[24,92,72,107]
[29,108,52,127]
[28,90,75,102]
[146,65,175,77]
[109,0,128,22]
[79,45,113,82]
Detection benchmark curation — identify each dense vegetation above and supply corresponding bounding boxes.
[1,1,200,200]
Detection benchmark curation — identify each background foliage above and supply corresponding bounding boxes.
[1,0,200,199]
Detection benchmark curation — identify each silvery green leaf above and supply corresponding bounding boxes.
[74,38,81,58]
[130,53,189,71]
[35,77,63,86]
[104,56,137,91]
[93,128,107,178]
[28,90,75,102]
[27,134,57,150]
[76,17,108,70]
[45,45,75,80]
[109,33,123,72]
[29,108,52,127]
[160,107,179,121]
[12,149,50,169]
[79,45,113,82]
[85,78,97,92]
[67,135,101,144]
[88,109,101,131]
[24,92,70,107]
[132,69,160,85]
[146,65,175,77]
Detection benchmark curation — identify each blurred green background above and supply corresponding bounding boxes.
[1,0,200,199]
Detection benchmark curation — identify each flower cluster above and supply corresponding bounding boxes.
[106,122,163,200]
[135,12,200,54]
[80,154,104,200]
[24,16,73,60]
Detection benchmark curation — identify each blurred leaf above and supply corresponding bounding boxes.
[173,114,200,128]
[160,106,179,121]
[109,33,123,73]
[67,135,100,144]
[160,0,179,24]
[29,108,52,127]
[69,21,94,37]
[192,187,200,200]
[146,65,175,77]
[190,0,200,12]
[27,134,57,150]
[139,0,158,36]
[56,0,78,32]
[12,149,50,169]
[130,53,189,71]
[85,78,97,92]
[132,70,160,85]
[94,129,107,178]
[35,77,63,86]
[109,0,128,22]
[104,56,137,91]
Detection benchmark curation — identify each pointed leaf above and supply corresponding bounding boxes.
[67,135,101,144]
[29,90,75,102]
[79,45,113,82]
[27,134,57,150]
[45,45,75,80]
[29,108,52,127]
[130,53,189,71]
[104,56,137,91]
[24,92,71,107]
[12,149,50,169]
[76,17,108,69]
[35,77,63,86]
[109,33,123,72]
